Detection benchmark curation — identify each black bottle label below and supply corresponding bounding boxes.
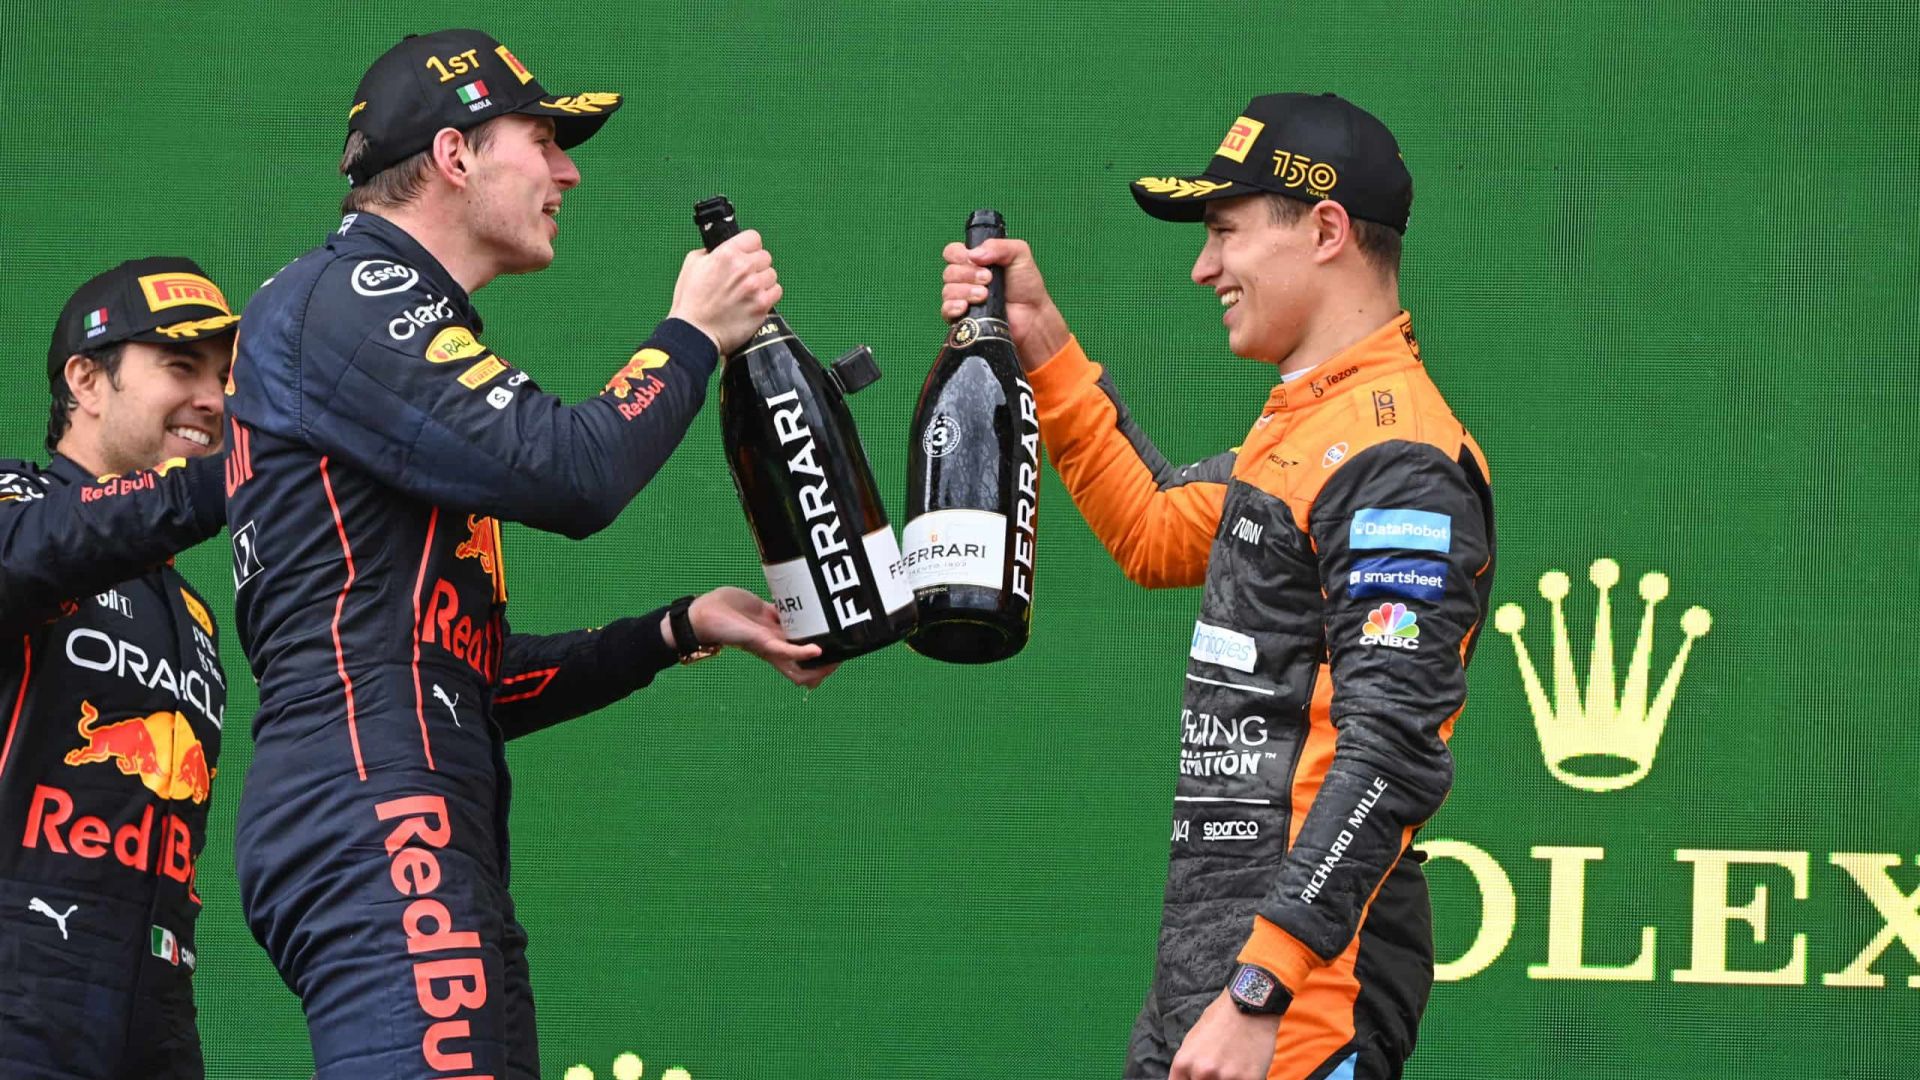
[759,386,913,637]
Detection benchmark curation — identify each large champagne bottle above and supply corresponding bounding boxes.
[696,195,915,666]
[901,209,1040,664]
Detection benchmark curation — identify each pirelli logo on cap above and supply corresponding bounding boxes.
[424,326,487,364]
[1215,116,1266,164]
[139,273,231,315]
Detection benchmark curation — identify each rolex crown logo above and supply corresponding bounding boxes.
[1493,558,1711,793]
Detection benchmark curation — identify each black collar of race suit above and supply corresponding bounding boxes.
[46,452,94,485]
[325,211,484,334]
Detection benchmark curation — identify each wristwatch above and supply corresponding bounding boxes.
[1227,963,1289,1015]
[667,595,723,665]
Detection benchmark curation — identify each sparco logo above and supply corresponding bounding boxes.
[351,260,419,297]
[389,296,454,340]
[1203,820,1260,842]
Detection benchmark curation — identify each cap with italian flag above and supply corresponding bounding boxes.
[344,29,624,186]
[48,256,239,387]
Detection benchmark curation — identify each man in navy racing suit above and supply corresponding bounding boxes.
[1,256,237,1078]
[224,29,821,1079]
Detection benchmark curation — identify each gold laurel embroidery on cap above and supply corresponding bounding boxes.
[156,315,241,339]
[1135,177,1232,199]
[543,92,620,114]
[349,101,367,119]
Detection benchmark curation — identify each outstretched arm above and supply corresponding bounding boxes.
[0,455,224,633]
[249,232,780,540]
[492,587,831,739]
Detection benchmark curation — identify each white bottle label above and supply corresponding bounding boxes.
[765,528,912,639]
[763,556,829,639]
[901,509,1008,591]
[863,526,915,615]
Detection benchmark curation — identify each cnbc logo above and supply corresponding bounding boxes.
[1419,558,1920,992]
[1492,557,1711,793]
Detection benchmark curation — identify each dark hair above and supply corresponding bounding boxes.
[46,342,125,453]
[339,119,502,214]
[1267,193,1403,277]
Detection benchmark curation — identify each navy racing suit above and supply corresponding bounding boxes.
[0,453,227,1079]
[225,212,711,1079]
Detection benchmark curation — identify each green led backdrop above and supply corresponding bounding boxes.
[1,2,1914,1077]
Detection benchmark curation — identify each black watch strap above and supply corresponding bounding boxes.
[668,595,722,664]
[1227,963,1289,1015]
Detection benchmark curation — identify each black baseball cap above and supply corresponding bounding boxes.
[344,29,623,185]
[48,257,238,383]
[1130,93,1413,233]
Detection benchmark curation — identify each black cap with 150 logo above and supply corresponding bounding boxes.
[1130,93,1413,233]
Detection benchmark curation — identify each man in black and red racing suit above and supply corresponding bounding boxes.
[941,93,1495,1079]
[1,256,237,1078]
[223,29,819,1080]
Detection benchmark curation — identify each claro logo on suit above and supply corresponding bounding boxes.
[1418,559,1918,991]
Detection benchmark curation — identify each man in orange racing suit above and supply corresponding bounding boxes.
[941,93,1495,1080]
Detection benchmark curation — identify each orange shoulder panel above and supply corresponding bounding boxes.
[1239,363,1468,536]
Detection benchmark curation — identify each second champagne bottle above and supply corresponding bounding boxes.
[902,209,1041,664]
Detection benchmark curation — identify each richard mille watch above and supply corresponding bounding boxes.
[1227,963,1289,1015]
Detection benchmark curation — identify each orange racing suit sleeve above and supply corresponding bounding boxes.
[1026,336,1227,589]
